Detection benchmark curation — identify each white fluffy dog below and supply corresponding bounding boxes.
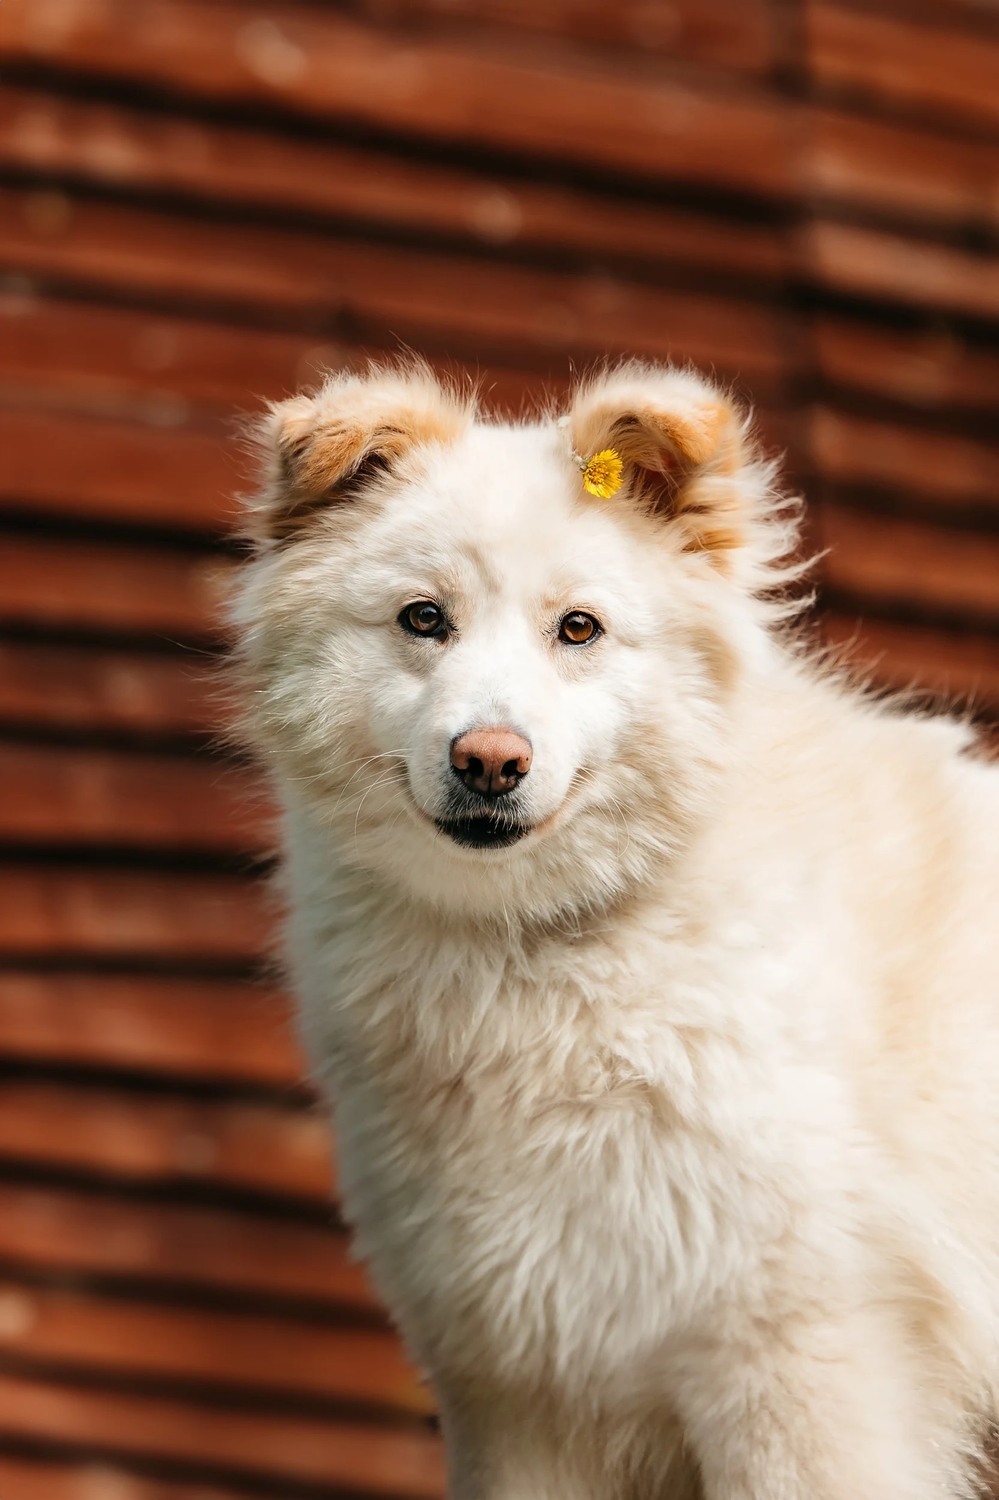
[231,361,999,1499]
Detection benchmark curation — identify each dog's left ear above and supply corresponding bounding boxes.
[568,365,764,573]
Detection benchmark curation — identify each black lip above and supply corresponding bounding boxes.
[434,814,531,850]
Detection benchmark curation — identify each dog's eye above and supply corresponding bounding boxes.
[558,611,601,646]
[399,601,447,638]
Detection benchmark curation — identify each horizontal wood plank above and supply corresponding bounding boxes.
[0,188,787,386]
[0,641,220,740]
[821,611,999,709]
[811,318,999,416]
[0,1080,333,1202]
[0,278,320,415]
[0,291,568,431]
[0,1183,376,1309]
[807,106,999,229]
[806,2,999,132]
[0,0,790,196]
[0,1280,428,1412]
[0,1371,443,1497]
[0,535,231,642]
[0,408,240,534]
[0,972,302,1086]
[802,219,999,322]
[0,744,267,855]
[0,866,269,963]
[0,86,788,283]
[367,0,777,73]
[810,407,999,511]
[0,1456,244,1500]
[820,502,999,620]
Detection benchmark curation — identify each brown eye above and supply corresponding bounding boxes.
[400,600,447,638]
[558,611,601,645]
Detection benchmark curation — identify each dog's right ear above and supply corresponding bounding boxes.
[247,366,472,543]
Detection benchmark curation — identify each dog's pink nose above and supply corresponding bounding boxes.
[450,728,533,798]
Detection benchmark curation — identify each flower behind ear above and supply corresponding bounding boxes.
[568,362,793,588]
[579,449,624,499]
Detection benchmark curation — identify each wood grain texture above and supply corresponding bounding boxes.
[0,407,241,534]
[803,219,999,322]
[358,0,779,73]
[821,612,999,709]
[810,408,999,512]
[811,318,999,417]
[807,107,999,230]
[0,1183,376,1308]
[0,1279,429,1411]
[0,866,270,962]
[0,1457,248,1500]
[0,278,321,414]
[0,1079,333,1201]
[0,0,790,194]
[0,743,268,853]
[0,972,302,1085]
[820,503,999,621]
[0,642,221,740]
[0,1371,444,1496]
[0,187,788,386]
[0,86,788,281]
[0,535,232,640]
[806,2,999,131]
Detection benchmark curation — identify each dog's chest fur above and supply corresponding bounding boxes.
[292,864,827,1402]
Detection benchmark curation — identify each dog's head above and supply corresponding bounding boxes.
[232,362,796,920]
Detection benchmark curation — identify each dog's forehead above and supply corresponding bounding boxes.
[408,421,629,588]
[428,420,567,509]
[349,418,647,608]
[415,420,618,549]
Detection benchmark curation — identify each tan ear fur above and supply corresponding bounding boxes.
[250,365,472,542]
[569,364,753,568]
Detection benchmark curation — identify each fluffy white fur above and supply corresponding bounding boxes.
[231,361,999,1499]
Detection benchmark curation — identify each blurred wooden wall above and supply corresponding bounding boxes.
[0,1,998,1496]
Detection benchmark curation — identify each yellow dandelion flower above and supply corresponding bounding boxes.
[580,448,623,499]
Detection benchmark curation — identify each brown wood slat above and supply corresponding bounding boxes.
[0,1280,428,1413]
[0,973,302,1086]
[0,866,269,963]
[0,279,322,414]
[0,188,787,386]
[806,3,999,132]
[802,220,999,322]
[0,86,788,282]
[368,0,776,72]
[0,535,232,642]
[821,612,999,709]
[0,1080,332,1202]
[811,408,999,511]
[0,291,567,428]
[0,0,790,196]
[807,107,999,229]
[812,318,999,416]
[820,503,999,620]
[0,408,240,534]
[0,1183,375,1309]
[0,297,573,435]
[0,744,267,855]
[0,1456,242,1500]
[0,642,220,740]
[0,1371,443,1498]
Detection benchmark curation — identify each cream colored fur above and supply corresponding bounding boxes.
[231,360,999,1499]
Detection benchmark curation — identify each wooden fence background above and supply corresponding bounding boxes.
[0,0,998,1496]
